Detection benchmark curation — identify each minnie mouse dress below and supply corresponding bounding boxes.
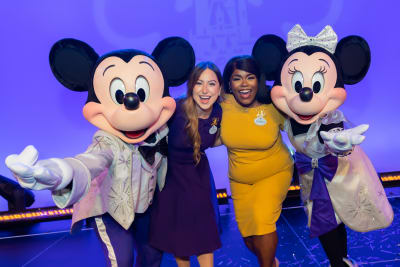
[285,110,393,237]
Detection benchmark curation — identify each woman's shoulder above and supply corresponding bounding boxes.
[205,102,222,123]
[263,102,283,116]
[174,96,185,107]
[213,101,222,114]
[220,94,237,111]
[167,97,186,127]
[221,94,234,105]
[261,103,286,127]
[172,96,187,116]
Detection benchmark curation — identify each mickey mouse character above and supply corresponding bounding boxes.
[5,37,195,267]
[252,25,393,267]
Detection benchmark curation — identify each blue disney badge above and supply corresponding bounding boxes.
[254,109,267,126]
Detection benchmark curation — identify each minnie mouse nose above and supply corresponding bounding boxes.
[124,92,140,110]
[299,87,313,102]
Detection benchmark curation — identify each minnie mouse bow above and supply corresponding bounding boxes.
[287,24,338,54]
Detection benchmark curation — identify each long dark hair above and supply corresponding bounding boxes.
[183,61,222,164]
[222,55,271,104]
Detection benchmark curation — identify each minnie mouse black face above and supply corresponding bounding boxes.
[49,37,195,143]
[252,25,371,125]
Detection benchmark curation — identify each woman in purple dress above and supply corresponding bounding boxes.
[149,62,223,267]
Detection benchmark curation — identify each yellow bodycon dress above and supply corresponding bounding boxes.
[220,94,293,237]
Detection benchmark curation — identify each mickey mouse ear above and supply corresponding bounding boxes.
[49,38,99,92]
[152,37,195,87]
[252,34,287,81]
[335,35,371,85]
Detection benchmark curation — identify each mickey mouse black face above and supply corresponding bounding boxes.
[49,37,195,143]
[252,30,370,125]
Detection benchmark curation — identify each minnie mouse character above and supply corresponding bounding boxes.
[5,37,195,267]
[252,25,393,267]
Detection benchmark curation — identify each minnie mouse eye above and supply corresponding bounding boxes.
[312,72,325,93]
[135,76,150,102]
[291,71,303,93]
[110,78,126,105]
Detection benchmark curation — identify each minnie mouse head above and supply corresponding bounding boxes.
[49,37,195,143]
[252,24,371,125]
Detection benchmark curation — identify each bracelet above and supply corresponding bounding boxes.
[329,146,354,157]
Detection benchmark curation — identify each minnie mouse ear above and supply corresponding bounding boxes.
[335,35,371,85]
[49,38,99,92]
[252,34,287,81]
[152,37,195,87]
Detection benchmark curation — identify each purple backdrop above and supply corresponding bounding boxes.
[1,0,399,210]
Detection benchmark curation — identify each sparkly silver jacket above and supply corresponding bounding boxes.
[51,127,168,230]
[285,110,393,232]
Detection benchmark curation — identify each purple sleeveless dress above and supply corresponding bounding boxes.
[149,99,222,257]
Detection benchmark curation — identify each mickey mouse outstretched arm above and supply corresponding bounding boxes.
[4,39,105,208]
[320,124,369,156]
[6,145,73,191]
[5,139,115,209]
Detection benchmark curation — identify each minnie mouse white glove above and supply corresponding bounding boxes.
[5,145,73,191]
[320,124,369,156]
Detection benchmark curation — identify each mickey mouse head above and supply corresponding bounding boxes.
[49,37,195,143]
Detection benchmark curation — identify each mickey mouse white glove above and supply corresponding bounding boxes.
[5,145,73,191]
[320,124,369,156]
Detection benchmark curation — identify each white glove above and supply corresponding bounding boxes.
[320,124,369,155]
[5,145,73,191]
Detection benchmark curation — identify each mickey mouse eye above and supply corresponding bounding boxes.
[312,72,325,93]
[135,76,150,102]
[291,71,304,93]
[110,78,126,105]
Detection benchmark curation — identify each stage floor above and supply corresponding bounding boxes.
[1,192,400,267]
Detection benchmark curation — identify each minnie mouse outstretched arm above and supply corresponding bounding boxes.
[320,124,368,155]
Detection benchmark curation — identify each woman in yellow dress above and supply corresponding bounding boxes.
[215,55,293,267]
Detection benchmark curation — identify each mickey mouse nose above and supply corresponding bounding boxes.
[124,92,140,110]
[299,87,313,102]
